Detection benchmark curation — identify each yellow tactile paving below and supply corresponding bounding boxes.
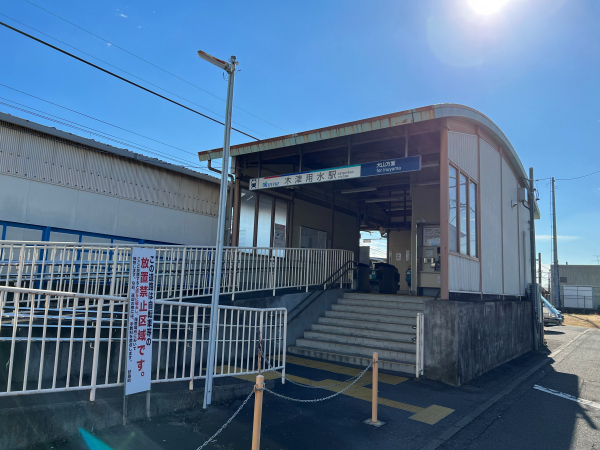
[282,356,454,425]
[409,405,455,424]
[285,355,408,385]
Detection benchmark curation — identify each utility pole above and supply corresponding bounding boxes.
[198,50,238,409]
[594,255,600,265]
[551,177,560,308]
[538,252,542,286]
[529,168,539,351]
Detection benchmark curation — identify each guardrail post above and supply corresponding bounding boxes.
[415,312,424,378]
[282,309,287,385]
[232,248,239,300]
[272,253,277,296]
[372,352,378,423]
[252,374,265,450]
[324,251,329,289]
[189,306,199,390]
[305,250,311,292]
[89,298,103,402]
[178,247,187,302]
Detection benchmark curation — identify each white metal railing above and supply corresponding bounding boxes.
[415,312,424,378]
[0,242,353,301]
[0,285,286,400]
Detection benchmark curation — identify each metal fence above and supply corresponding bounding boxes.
[0,285,286,401]
[0,242,353,301]
[415,312,424,378]
[561,295,595,310]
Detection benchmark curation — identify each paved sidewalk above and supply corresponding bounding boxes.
[30,327,588,450]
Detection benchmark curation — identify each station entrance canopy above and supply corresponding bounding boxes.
[250,155,422,190]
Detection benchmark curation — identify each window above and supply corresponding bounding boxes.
[256,194,273,248]
[469,181,477,257]
[238,190,256,247]
[449,166,458,252]
[459,173,468,254]
[449,164,478,257]
[238,189,289,250]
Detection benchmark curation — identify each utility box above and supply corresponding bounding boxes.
[369,262,400,294]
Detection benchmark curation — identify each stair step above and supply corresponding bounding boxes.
[317,317,416,334]
[343,293,431,303]
[287,347,416,374]
[295,338,416,363]
[325,311,416,325]
[337,298,424,310]
[303,331,416,352]
[310,324,415,342]
[331,304,419,317]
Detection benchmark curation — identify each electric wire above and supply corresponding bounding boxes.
[536,170,600,182]
[0,83,201,158]
[0,98,212,171]
[0,20,259,141]
[21,0,290,135]
[0,12,266,138]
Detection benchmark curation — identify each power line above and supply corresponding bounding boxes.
[0,98,211,171]
[0,83,200,157]
[0,20,259,141]
[536,169,600,182]
[21,0,290,135]
[0,12,266,138]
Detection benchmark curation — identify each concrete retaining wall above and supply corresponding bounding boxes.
[0,377,273,450]
[423,299,533,386]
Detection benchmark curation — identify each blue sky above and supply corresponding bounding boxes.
[1,0,599,273]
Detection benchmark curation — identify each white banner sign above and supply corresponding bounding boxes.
[126,248,156,395]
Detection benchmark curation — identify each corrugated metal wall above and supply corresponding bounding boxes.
[502,159,520,295]
[0,122,220,245]
[0,122,218,216]
[449,253,480,292]
[480,139,503,294]
[448,132,479,181]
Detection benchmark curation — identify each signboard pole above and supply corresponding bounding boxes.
[197,52,238,409]
[124,247,157,421]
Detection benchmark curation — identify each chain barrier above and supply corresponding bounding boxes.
[258,348,369,389]
[196,389,255,450]
[263,362,373,403]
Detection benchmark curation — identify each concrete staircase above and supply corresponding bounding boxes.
[288,292,429,375]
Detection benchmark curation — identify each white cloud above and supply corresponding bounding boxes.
[120,13,128,18]
[107,42,112,47]
[536,235,580,242]
[137,25,142,29]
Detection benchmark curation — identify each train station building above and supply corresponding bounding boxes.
[199,103,541,385]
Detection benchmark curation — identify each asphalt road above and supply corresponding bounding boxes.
[439,325,600,450]
[31,325,599,450]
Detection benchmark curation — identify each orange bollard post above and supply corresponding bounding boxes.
[364,352,384,427]
[251,374,265,450]
[372,352,378,423]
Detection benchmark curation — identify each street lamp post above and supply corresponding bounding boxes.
[197,50,238,408]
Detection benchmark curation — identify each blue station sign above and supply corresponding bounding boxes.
[249,155,421,190]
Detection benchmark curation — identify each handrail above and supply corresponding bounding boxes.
[287,261,365,322]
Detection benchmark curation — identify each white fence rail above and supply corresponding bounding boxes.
[0,286,286,400]
[0,242,353,301]
[415,312,424,378]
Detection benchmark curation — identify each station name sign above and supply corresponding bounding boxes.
[249,155,421,191]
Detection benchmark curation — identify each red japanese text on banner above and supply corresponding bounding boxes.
[126,248,156,395]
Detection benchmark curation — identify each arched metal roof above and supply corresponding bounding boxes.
[198,103,526,183]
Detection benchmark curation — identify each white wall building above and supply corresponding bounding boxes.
[0,112,221,245]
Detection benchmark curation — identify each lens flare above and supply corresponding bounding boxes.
[468,0,510,15]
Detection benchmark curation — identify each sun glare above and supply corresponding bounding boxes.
[468,0,510,15]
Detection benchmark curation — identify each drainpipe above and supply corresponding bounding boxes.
[208,159,235,181]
